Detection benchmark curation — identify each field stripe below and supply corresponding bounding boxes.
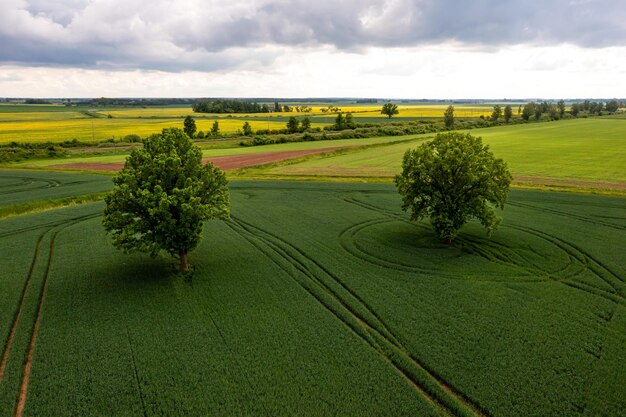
[13,230,56,417]
[11,213,100,417]
[507,201,626,231]
[0,231,46,382]
[126,330,148,417]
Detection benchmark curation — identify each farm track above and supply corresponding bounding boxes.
[227,216,490,417]
[340,194,626,308]
[0,212,101,417]
[126,330,148,417]
[507,201,626,231]
[0,211,104,238]
[340,191,626,410]
[338,196,551,282]
[0,231,46,382]
[0,177,60,196]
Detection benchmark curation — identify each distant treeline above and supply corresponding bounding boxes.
[82,98,197,107]
[192,100,271,114]
[24,99,53,104]
[520,99,624,121]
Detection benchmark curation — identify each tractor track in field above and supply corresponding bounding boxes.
[507,201,626,231]
[0,177,61,196]
[339,192,626,408]
[126,329,148,417]
[8,212,100,417]
[0,230,46,382]
[340,193,626,308]
[227,216,490,417]
[0,207,105,238]
[0,180,35,190]
[337,196,564,282]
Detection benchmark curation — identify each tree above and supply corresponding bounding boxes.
[557,100,566,118]
[345,113,355,129]
[570,103,581,117]
[606,100,620,113]
[381,103,399,119]
[242,121,253,136]
[443,105,455,128]
[183,116,197,138]
[503,105,513,123]
[334,113,345,130]
[283,105,291,112]
[548,104,559,120]
[301,116,311,131]
[211,121,220,136]
[287,116,300,133]
[491,105,502,122]
[395,132,512,243]
[103,128,229,271]
[274,101,282,112]
[534,104,543,120]
[521,102,535,121]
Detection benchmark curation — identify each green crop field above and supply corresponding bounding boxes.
[265,119,626,187]
[0,170,112,207]
[1,174,625,416]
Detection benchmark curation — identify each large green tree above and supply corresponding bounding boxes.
[395,132,512,243]
[103,128,230,271]
[381,103,399,119]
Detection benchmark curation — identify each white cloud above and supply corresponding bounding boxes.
[1,44,625,98]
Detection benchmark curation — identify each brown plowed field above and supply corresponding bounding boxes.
[50,146,353,172]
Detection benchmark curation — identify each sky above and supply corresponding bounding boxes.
[1,0,625,99]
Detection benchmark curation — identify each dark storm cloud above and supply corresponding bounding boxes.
[1,0,624,71]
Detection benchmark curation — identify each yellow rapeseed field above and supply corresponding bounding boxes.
[0,116,290,143]
[0,103,498,143]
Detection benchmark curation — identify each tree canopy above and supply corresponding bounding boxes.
[287,116,300,133]
[192,100,269,114]
[381,103,399,119]
[183,116,196,138]
[395,132,512,243]
[491,105,502,121]
[503,105,513,123]
[103,128,230,271]
[443,105,455,128]
[242,121,253,136]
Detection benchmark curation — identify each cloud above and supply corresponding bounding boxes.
[0,0,625,72]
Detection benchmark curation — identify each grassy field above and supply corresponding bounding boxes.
[265,119,626,186]
[11,135,428,168]
[7,117,625,193]
[1,176,625,416]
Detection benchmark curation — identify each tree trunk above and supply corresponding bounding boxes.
[179,251,189,272]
